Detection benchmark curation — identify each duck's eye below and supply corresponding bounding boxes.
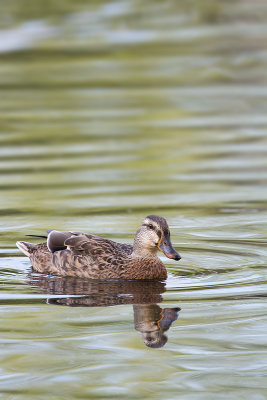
[148,224,154,230]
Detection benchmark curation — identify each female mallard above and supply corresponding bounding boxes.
[16,215,181,280]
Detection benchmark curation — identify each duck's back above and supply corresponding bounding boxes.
[17,233,134,277]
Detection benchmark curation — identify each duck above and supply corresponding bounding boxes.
[16,215,181,280]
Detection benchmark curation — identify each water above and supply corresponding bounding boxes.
[0,1,267,399]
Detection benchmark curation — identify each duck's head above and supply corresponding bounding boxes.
[133,215,181,261]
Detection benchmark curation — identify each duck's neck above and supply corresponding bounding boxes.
[132,235,158,259]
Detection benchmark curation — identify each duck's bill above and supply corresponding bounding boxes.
[158,237,181,261]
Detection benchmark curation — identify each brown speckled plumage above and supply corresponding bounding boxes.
[16,215,181,280]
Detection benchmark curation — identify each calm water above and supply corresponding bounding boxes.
[0,1,267,399]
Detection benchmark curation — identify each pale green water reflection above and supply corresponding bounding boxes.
[0,0,267,399]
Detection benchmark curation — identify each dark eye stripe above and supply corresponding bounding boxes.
[143,223,155,230]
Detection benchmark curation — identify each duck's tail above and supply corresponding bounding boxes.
[16,241,37,257]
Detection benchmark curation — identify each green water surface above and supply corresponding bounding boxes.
[0,1,267,399]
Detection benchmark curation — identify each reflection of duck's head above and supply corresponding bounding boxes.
[133,215,181,261]
[133,304,180,348]
[142,330,168,348]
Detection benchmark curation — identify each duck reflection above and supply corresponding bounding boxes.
[27,274,181,348]
[134,304,180,348]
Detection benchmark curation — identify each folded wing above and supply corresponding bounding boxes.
[64,233,129,261]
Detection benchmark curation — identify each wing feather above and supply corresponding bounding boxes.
[64,233,124,261]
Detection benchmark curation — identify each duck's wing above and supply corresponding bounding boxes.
[64,233,127,262]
